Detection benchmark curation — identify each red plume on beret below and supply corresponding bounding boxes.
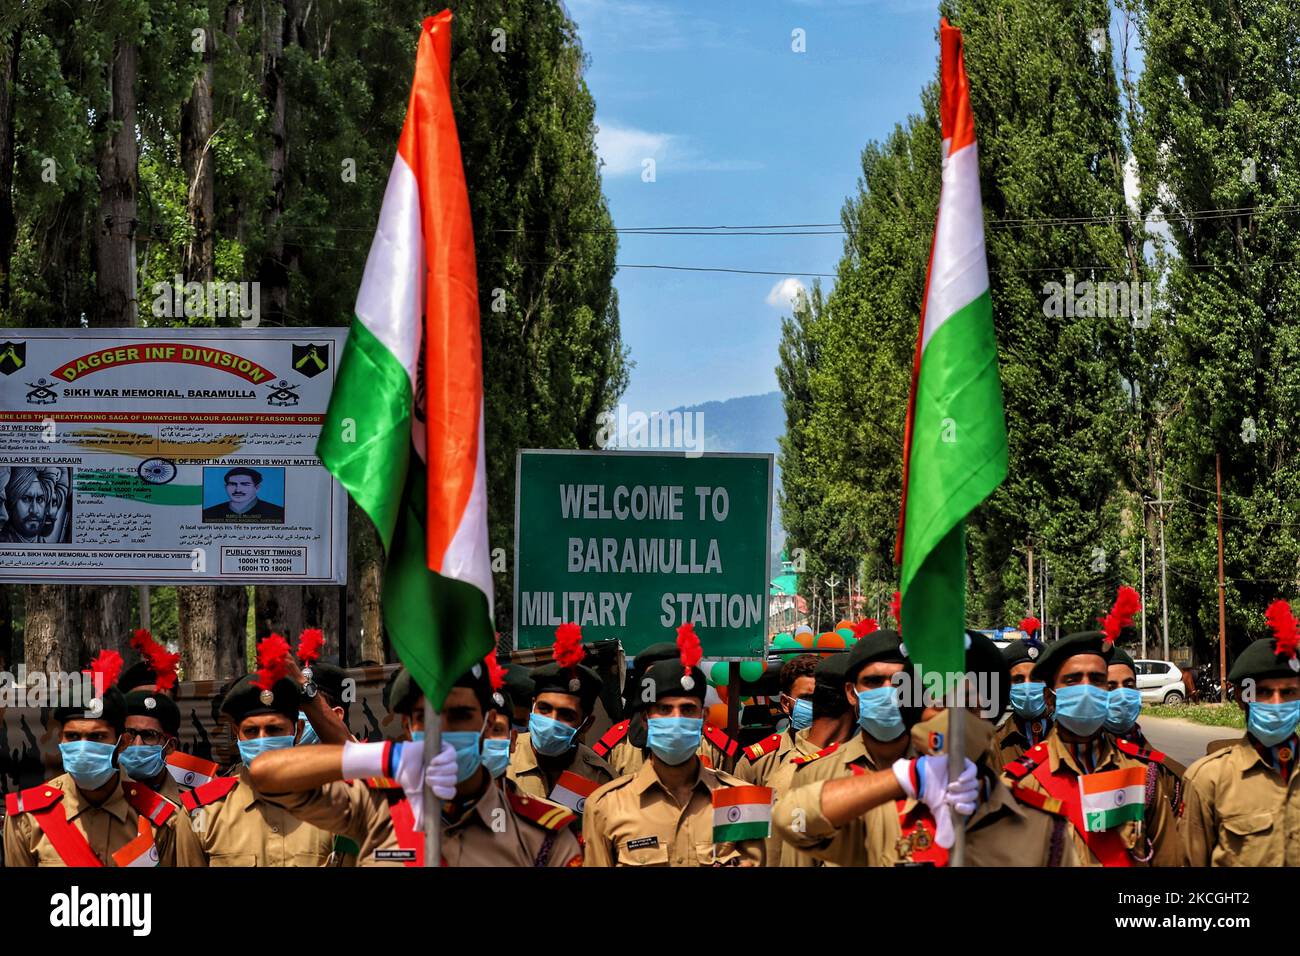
[1099,586,1141,646]
[485,648,507,691]
[1265,600,1299,661]
[1019,616,1041,637]
[129,628,180,691]
[851,618,879,638]
[553,622,585,668]
[296,628,325,664]
[255,633,293,691]
[677,622,703,673]
[889,591,902,633]
[89,650,123,695]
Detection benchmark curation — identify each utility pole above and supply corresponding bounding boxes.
[1216,453,1227,699]
[1027,544,1035,616]
[826,575,840,626]
[1140,536,1147,659]
[1146,477,1175,661]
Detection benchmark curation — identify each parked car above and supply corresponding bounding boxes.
[1134,659,1185,704]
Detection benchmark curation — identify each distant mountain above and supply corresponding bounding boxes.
[670,391,787,573]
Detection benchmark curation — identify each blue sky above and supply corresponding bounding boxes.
[565,0,943,414]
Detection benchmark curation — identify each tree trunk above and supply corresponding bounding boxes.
[0,27,19,314]
[23,585,73,672]
[76,587,135,661]
[181,24,216,284]
[350,502,385,665]
[253,585,305,640]
[179,586,248,681]
[257,0,294,326]
[92,38,138,327]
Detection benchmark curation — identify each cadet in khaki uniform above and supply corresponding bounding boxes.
[584,630,766,866]
[1104,646,1183,775]
[1000,616,1181,867]
[594,640,740,776]
[175,670,334,866]
[763,653,854,866]
[508,624,615,802]
[989,627,1051,774]
[4,654,177,867]
[736,653,820,786]
[776,632,1079,866]
[119,689,191,842]
[1182,606,1300,866]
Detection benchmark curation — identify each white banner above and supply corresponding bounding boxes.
[0,328,347,584]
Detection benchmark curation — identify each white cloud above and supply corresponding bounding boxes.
[595,120,763,177]
[766,277,807,308]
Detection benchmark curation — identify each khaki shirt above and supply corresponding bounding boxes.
[989,715,1051,775]
[1181,736,1300,866]
[757,730,826,866]
[1001,729,1181,867]
[3,772,177,867]
[175,767,333,867]
[258,779,405,866]
[583,758,766,866]
[735,729,808,786]
[442,777,584,867]
[507,734,616,801]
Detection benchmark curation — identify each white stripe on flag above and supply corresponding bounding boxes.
[921,143,990,352]
[712,802,772,827]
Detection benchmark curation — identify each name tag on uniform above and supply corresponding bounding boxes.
[374,848,418,862]
[626,836,659,851]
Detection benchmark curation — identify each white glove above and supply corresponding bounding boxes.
[893,755,979,849]
[341,740,458,832]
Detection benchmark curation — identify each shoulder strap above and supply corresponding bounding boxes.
[387,796,425,867]
[7,783,65,816]
[180,775,239,812]
[362,776,402,790]
[704,724,739,759]
[792,741,840,767]
[1009,783,1065,816]
[508,789,578,831]
[1002,742,1048,780]
[121,781,177,826]
[743,733,782,762]
[30,798,104,867]
[591,719,629,758]
[1115,737,1167,763]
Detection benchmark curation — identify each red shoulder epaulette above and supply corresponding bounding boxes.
[792,741,840,767]
[592,719,629,758]
[1002,743,1048,780]
[4,783,63,816]
[122,781,177,826]
[180,775,239,813]
[507,789,577,831]
[704,724,739,758]
[743,733,782,762]
[1116,738,1168,764]
[1009,783,1065,817]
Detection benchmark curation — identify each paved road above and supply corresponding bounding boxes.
[1137,715,1241,768]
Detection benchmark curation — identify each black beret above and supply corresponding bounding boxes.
[812,652,850,719]
[965,631,1011,721]
[1001,638,1044,669]
[844,629,906,684]
[1108,645,1137,674]
[642,658,707,702]
[489,687,515,717]
[625,642,680,712]
[1229,637,1300,684]
[503,663,535,709]
[531,662,603,714]
[1030,632,1113,684]
[55,686,127,734]
[308,661,350,720]
[387,667,422,716]
[125,689,181,736]
[117,659,169,695]
[451,661,495,713]
[220,674,300,724]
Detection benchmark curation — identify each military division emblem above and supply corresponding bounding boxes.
[0,341,25,375]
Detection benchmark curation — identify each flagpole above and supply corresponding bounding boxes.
[947,677,966,867]
[423,699,443,867]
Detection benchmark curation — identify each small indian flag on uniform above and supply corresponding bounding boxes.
[1079,766,1146,832]
[712,786,773,842]
[112,826,161,868]
[549,771,600,815]
[166,751,219,790]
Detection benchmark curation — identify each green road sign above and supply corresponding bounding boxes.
[514,450,773,660]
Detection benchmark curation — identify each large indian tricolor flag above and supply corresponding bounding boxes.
[894,19,1008,679]
[318,10,494,708]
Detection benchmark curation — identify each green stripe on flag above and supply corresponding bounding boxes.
[900,291,1008,678]
[1084,802,1144,832]
[714,820,770,843]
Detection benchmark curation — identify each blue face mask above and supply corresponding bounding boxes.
[237,734,296,766]
[1052,685,1110,736]
[1010,682,1046,719]
[1248,701,1300,748]
[529,712,579,757]
[117,745,166,781]
[857,686,905,741]
[1104,688,1143,734]
[59,740,118,790]
[482,738,511,778]
[297,713,320,747]
[442,731,483,782]
[646,716,703,765]
[790,698,814,731]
